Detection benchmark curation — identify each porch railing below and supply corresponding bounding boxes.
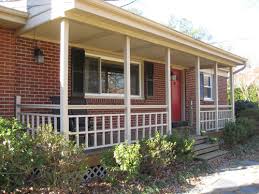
[200,105,232,132]
[16,99,168,150]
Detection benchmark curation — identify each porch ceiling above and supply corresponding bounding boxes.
[22,18,222,69]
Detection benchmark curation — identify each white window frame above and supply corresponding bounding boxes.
[203,73,213,101]
[84,53,143,99]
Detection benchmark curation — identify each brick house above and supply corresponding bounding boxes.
[0,0,247,151]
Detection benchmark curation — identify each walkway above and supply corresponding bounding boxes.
[186,160,259,194]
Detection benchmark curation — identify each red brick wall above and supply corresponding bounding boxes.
[15,37,61,105]
[0,28,16,117]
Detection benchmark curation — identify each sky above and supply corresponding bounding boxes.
[110,0,259,68]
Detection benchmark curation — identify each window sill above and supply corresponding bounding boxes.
[84,94,144,100]
[202,98,214,102]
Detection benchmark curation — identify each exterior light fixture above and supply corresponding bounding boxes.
[34,47,44,64]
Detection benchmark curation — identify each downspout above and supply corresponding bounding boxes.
[233,63,247,75]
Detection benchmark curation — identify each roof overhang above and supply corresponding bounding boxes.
[17,0,247,67]
[0,5,27,29]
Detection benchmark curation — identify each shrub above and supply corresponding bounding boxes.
[0,118,88,192]
[100,132,195,180]
[236,117,255,138]
[0,118,36,191]
[235,100,258,118]
[101,143,142,180]
[223,121,237,146]
[140,132,176,174]
[33,125,88,192]
[223,117,256,147]
[167,130,195,162]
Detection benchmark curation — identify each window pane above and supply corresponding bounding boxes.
[204,75,212,87]
[204,87,212,98]
[131,64,140,95]
[101,60,124,94]
[85,57,100,93]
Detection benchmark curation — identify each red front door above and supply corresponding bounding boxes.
[171,69,182,122]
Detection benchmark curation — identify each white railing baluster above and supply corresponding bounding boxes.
[42,116,45,126]
[149,114,152,138]
[54,117,57,133]
[48,116,51,126]
[94,116,97,148]
[142,114,145,139]
[102,116,105,145]
[117,115,120,143]
[136,114,139,141]
[36,115,40,129]
[110,116,113,145]
[76,117,79,146]
[85,117,88,148]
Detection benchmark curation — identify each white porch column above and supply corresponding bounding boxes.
[195,57,201,135]
[214,62,219,131]
[165,48,172,135]
[60,18,69,139]
[124,36,131,143]
[230,67,235,121]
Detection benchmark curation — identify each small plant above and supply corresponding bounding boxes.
[141,132,176,174]
[101,143,142,180]
[167,130,195,162]
[114,143,142,179]
[208,137,219,144]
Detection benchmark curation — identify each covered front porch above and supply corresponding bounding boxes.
[15,0,240,150]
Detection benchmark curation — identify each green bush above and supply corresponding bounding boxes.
[141,132,176,174]
[223,117,256,147]
[167,131,195,162]
[236,117,255,138]
[0,118,36,191]
[101,132,195,179]
[33,125,88,192]
[0,118,88,192]
[101,143,142,180]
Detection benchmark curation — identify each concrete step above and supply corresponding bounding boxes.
[194,143,219,156]
[196,150,228,161]
[194,138,207,145]
[193,135,208,141]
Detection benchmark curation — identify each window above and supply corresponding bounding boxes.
[85,57,100,94]
[200,73,213,101]
[72,53,141,97]
[101,60,124,94]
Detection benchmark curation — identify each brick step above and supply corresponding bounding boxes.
[195,150,228,161]
[194,143,219,156]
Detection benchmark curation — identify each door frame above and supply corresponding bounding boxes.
[171,68,186,122]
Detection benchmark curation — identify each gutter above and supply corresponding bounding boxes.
[233,63,247,75]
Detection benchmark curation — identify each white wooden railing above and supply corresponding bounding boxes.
[16,99,168,150]
[200,105,232,132]
[20,113,60,136]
